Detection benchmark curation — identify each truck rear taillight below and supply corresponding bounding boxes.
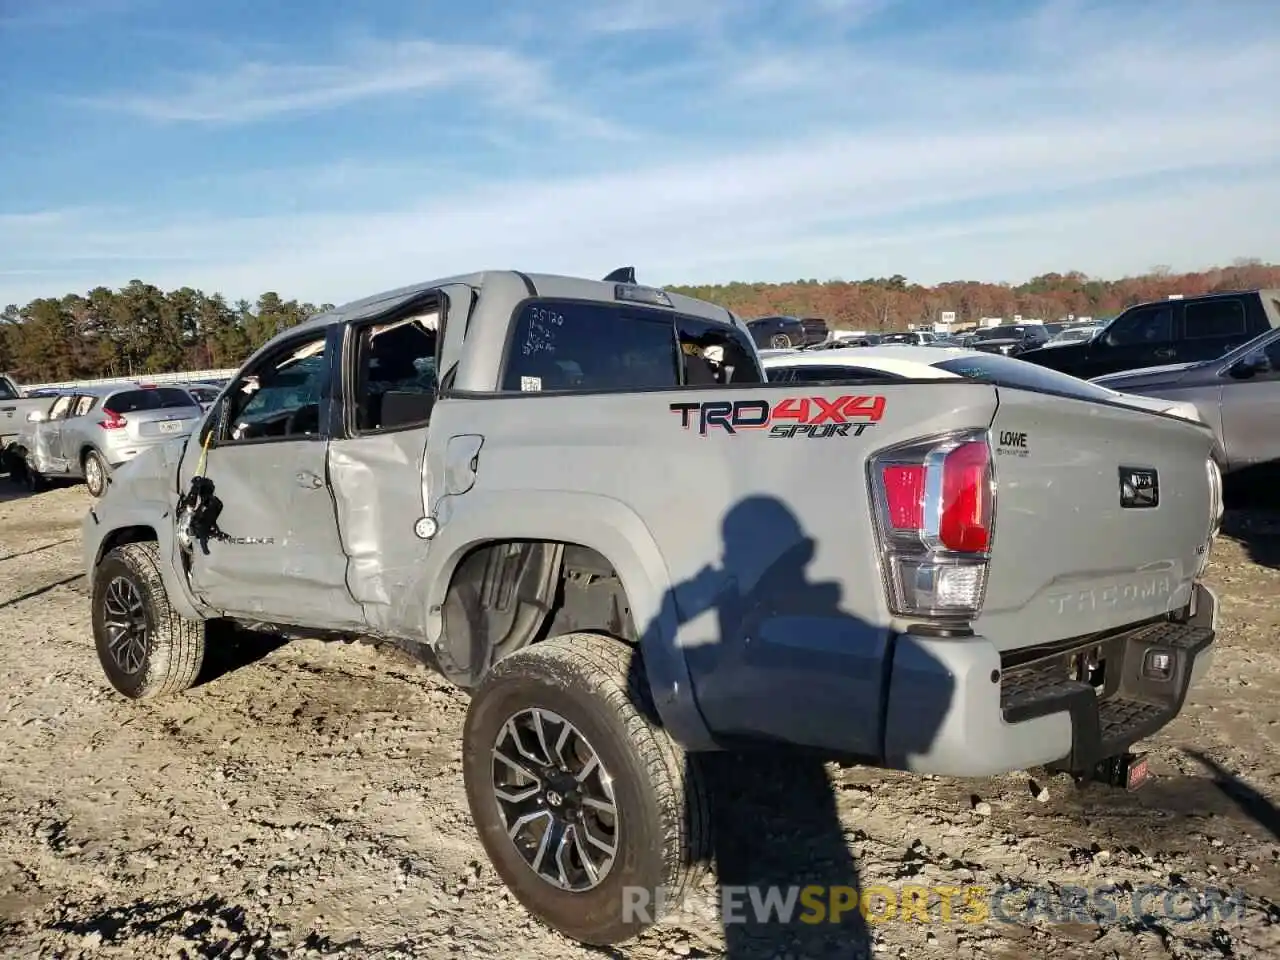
[869,430,995,619]
[98,409,127,430]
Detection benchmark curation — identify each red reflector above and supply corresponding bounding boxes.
[939,440,992,552]
[883,464,925,530]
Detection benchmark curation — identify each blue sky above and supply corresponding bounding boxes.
[1,0,1278,306]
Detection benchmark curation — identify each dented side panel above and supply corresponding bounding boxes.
[182,439,365,628]
[327,428,433,636]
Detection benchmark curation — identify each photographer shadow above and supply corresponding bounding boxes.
[646,494,956,958]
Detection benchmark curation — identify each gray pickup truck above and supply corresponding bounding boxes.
[0,373,58,475]
[82,269,1224,945]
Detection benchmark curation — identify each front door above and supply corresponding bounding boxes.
[36,395,75,472]
[1084,302,1179,376]
[1219,335,1280,470]
[180,325,365,629]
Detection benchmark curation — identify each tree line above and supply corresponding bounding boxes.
[3,260,1277,384]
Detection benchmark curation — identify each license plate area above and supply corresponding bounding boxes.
[158,420,184,433]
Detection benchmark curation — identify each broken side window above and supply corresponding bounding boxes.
[352,309,439,432]
[224,334,330,442]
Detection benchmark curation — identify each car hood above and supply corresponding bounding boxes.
[1090,362,1201,389]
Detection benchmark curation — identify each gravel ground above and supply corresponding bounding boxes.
[0,481,1277,960]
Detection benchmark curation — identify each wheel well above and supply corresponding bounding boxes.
[81,445,100,466]
[438,539,636,687]
[98,525,157,566]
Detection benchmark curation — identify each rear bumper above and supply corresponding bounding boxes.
[882,582,1218,778]
[101,437,182,467]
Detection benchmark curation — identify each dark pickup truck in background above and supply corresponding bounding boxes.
[1019,289,1280,379]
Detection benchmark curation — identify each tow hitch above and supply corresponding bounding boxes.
[1078,752,1151,791]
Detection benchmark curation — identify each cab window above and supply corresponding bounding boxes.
[222,333,329,442]
[350,308,439,433]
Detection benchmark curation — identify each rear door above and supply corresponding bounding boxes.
[1178,296,1253,363]
[57,394,99,467]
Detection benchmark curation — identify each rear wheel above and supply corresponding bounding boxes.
[92,542,206,698]
[82,449,109,498]
[462,632,709,945]
[770,333,792,349]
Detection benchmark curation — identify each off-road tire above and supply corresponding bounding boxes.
[92,542,206,699]
[83,449,109,498]
[462,631,710,945]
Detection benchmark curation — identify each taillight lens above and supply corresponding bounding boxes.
[98,409,127,430]
[869,430,995,619]
[938,440,993,553]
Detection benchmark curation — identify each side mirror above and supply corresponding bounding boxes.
[26,410,48,423]
[1227,354,1263,379]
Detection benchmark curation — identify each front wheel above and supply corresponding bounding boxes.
[461,632,710,945]
[91,542,207,698]
[770,333,793,349]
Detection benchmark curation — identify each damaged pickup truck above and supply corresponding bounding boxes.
[83,268,1224,945]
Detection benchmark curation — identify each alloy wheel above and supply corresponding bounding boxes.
[490,707,619,892]
[102,576,148,674]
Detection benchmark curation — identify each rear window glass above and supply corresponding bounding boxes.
[105,387,196,414]
[934,353,1119,402]
[501,299,762,392]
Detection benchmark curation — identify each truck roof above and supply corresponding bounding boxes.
[1126,287,1280,323]
[293,270,737,336]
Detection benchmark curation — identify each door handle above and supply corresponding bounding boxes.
[295,471,323,489]
[1153,348,1175,359]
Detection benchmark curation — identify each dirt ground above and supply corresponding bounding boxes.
[0,481,1277,960]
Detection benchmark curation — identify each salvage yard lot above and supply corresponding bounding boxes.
[1,484,1277,960]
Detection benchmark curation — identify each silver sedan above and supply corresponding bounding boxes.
[1091,328,1280,474]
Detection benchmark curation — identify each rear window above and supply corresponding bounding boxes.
[934,353,1119,402]
[105,387,196,414]
[501,299,762,392]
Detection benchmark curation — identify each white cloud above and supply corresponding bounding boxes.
[74,35,630,138]
[5,0,1279,305]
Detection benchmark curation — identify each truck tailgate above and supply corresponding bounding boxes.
[975,388,1218,652]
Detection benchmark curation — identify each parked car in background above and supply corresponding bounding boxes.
[759,345,1206,423]
[964,323,1052,356]
[1090,326,1280,475]
[1042,324,1101,348]
[177,382,224,410]
[743,314,828,349]
[1020,289,1280,379]
[14,383,203,495]
[879,331,938,346]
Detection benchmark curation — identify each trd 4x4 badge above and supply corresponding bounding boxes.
[669,395,886,437]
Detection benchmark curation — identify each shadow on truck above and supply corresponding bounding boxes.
[632,495,955,958]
